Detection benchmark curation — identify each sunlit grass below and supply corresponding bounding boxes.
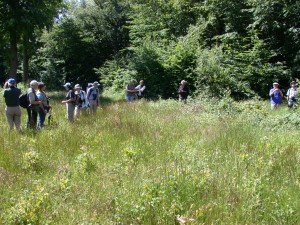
[0,94,299,224]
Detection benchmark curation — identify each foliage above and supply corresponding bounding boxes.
[0,0,63,80]
[193,31,288,99]
[2,0,299,97]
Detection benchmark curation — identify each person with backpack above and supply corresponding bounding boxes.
[3,78,21,131]
[87,81,100,114]
[36,82,50,128]
[27,80,43,129]
[286,81,298,108]
[61,82,75,122]
[74,84,88,116]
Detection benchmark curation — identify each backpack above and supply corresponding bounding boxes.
[19,93,29,108]
[75,91,83,106]
[87,88,99,100]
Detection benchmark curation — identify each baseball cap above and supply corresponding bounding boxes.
[63,82,72,88]
[7,78,16,86]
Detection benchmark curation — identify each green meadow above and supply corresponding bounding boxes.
[0,93,299,224]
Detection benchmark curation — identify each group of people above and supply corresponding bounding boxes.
[125,79,190,103]
[4,77,295,131]
[269,81,298,109]
[61,81,100,122]
[3,79,50,131]
[2,79,101,131]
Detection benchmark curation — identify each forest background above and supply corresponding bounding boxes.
[1,0,300,99]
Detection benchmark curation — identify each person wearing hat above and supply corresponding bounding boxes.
[74,84,88,116]
[27,80,43,129]
[61,82,76,122]
[125,79,137,102]
[87,81,100,114]
[269,82,283,109]
[286,81,297,108]
[36,82,50,128]
[178,80,189,103]
[3,78,22,131]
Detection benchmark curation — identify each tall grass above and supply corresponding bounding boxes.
[0,93,299,224]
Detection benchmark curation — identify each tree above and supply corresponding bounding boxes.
[249,0,300,77]
[0,0,62,81]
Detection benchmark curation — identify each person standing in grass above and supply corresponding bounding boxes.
[36,82,50,128]
[178,80,189,103]
[135,80,146,99]
[125,79,137,101]
[61,82,75,122]
[286,81,297,108]
[87,81,100,114]
[269,82,283,109]
[27,80,43,129]
[74,84,88,116]
[3,78,21,131]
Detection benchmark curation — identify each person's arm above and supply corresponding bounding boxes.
[178,86,182,93]
[96,89,100,105]
[82,91,88,107]
[269,89,275,96]
[140,85,146,92]
[36,92,46,112]
[280,90,283,97]
[126,85,136,93]
[61,91,75,104]
[28,92,42,105]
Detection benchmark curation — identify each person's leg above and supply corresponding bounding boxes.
[12,107,21,131]
[127,96,135,102]
[27,108,31,128]
[5,107,14,130]
[89,100,96,114]
[74,106,81,117]
[81,107,87,116]
[32,110,38,129]
[271,104,276,109]
[67,103,75,122]
[126,95,133,102]
[38,109,45,128]
[288,99,294,108]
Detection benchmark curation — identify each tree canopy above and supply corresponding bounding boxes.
[1,0,299,99]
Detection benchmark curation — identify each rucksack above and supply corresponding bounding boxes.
[87,88,99,100]
[19,93,29,108]
[75,91,83,106]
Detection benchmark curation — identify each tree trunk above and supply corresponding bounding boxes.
[8,30,18,80]
[23,33,29,83]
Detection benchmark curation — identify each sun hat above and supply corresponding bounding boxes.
[93,81,100,86]
[30,80,38,86]
[7,78,16,86]
[290,81,296,85]
[74,84,81,89]
[273,82,279,86]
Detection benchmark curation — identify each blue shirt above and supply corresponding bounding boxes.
[269,88,282,104]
